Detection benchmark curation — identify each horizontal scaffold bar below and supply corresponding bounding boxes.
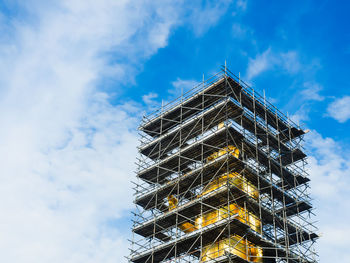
[131,217,249,263]
[140,75,305,142]
[140,98,243,160]
[133,183,317,247]
[140,78,228,137]
[135,154,311,217]
[140,96,305,168]
[137,125,243,182]
[137,126,308,188]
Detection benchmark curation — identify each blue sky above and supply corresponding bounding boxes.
[132,0,350,141]
[0,0,349,262]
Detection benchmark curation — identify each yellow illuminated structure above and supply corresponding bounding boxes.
[201,235,263,262]
[207,145,240,163]
[200,172,259,201]
[167,195,178,210]
[195,203,261,234]
[167,146,262,261]
[168,200,261,234]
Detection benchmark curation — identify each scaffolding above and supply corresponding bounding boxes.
[129,68,318,263]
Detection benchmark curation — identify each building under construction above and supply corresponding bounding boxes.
[129,68,318,263]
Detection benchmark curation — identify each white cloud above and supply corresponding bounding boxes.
[300,82,324,101]
[169,77,198,98]
[187,0,233,36]
[142,92,161,111]
[306,131,350,262]
[246,49,271,80]
[290,106,310,124]
[0,93,139,263]
[246,48,300,80]
[232,23,246,38]
[327,96,350,123]
[142,92,159,105]
[231,0,248,15]
[236,0,248,11]
[0,1,235,262]
[279,50,300,73]
[231,23,254,40]
[0,1,159,261]
[290,82,324,123]
[0,0,238,263]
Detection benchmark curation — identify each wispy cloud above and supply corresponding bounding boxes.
[236,0,248,11]
[0,1,236,262]
[300,82,325,101]
[231,23,252,39]
[290,106,310,124]
[142,92,158,105]
[245,48,300,81]
[142,92,161,112]
[169,77,199,97]
[187,0,246,37]
[327,96,350,123]
[306,131,350,262]
[0,0,172,261]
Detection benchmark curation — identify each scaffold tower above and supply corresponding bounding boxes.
[129,68,318,263]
